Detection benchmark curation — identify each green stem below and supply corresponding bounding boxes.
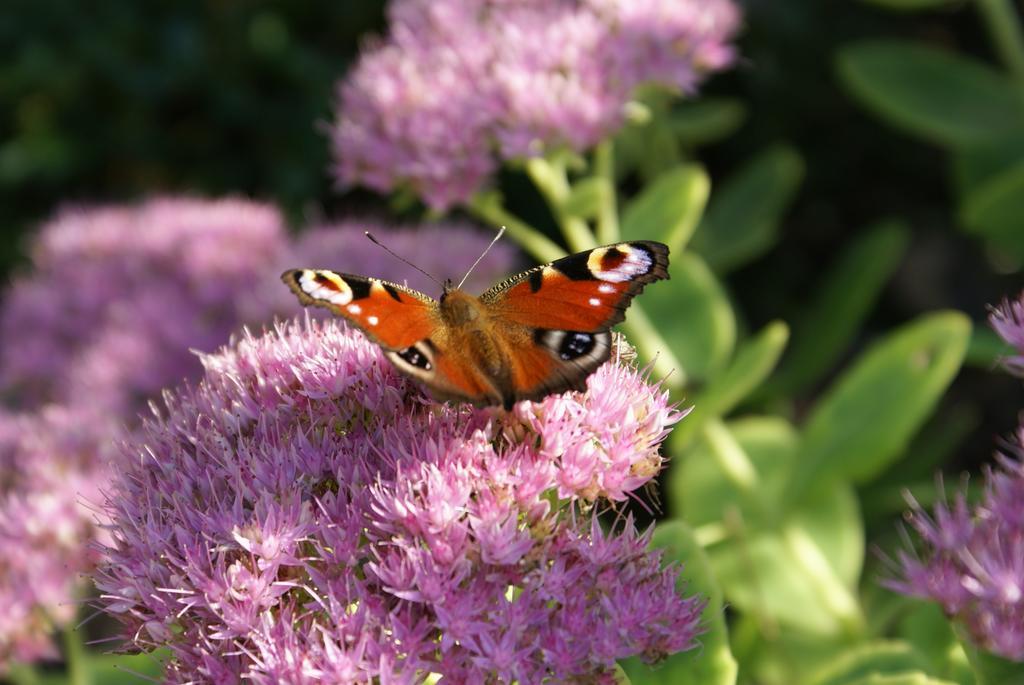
[723,507,780,641]
[64,626,90,685]
[699,418,780,524]
[524,157,598,253]
[703,418,758,494]
[781,525,866,637]
[466,192,566,263]
[976,0,1024,82]
[593,141,620,245]
[693,521,730,547]
[562,217,597,253]
[619,304,685,391]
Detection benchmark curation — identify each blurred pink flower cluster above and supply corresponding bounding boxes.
[96,318,698,682]
[333,0,740,209]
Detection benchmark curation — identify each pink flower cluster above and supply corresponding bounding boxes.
[333,0,740,209]
[0,407,115,663]
[96,318,699,682]
[887,429,1024,661]
[888,293,1024,661]
[0,199,515,665]
[991,292,1024,376]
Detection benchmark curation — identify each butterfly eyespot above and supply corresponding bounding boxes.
[398,345,431,370]
[586,244,653,283]
[559,332,596,360]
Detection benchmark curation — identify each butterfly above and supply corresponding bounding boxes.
[282,240,669,410]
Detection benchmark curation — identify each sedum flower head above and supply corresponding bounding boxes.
[96,318,699,682]
[333,0,740,209]
[0,199,516,665]
[887,429,1024,661]
[991,291,1024,376]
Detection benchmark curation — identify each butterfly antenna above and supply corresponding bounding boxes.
[364,231,444,288]
[457,226,506,290]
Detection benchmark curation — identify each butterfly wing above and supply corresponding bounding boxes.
[480,241,669,402]
[502,330,615,403]
[481,240,669,330]
[282,269,498,403]
[281,269,438,350]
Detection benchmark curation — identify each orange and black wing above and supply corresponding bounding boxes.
[281,269,437,351]
[283,269,496,404]
[480,241,669,332]
[480,241,669,402]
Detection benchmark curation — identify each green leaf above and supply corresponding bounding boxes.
[562,176,611,220]
[786,312,971,504]
[808,641,932,685]
[621,521,737,685]
[620,303,686,392]
[635,120,681,182]
[793,485,865,591]
[897,602,972,684]
[670,416,797,527]
[952,132,1024,193]
[859,406,977,523]
[959,632,1024,685]
[706,483,864,635]
[615,88,683,182]
[763,221,909,399]
[672,321,790,448]
[733,619,853,685]
[621,164,710,254]
[668,98,747,147]
[641,251,735,381]
[965,327,1013,368]
[874,405,979,487]
[670,418,864,636]
[836,40,1024,147]
[690,145,804,273]
[951,132,1024,264]
[959,159,1024,263]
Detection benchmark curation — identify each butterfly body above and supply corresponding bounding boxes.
[283,241,668,409]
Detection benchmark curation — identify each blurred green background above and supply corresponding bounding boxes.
[1,0,1019,465]
[0,1,384,270]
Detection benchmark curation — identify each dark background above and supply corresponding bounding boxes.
[2,0,1019,467]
